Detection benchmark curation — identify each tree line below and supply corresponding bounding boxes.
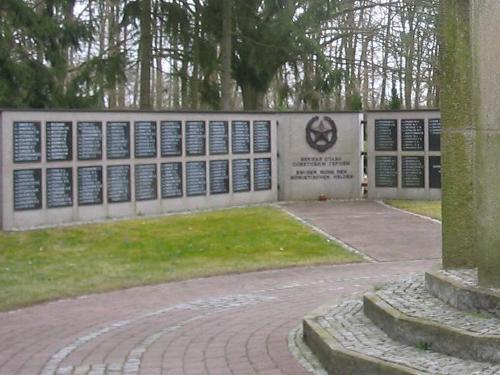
[0,0,439,111]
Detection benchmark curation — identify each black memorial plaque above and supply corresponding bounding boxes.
[185,121,206,156]
[253,121,271,153]
[210,160,229,195]
[161,121,182,157]
[232,159,251,193]
[375,156,398,188]
[374,120,397,151]
[13,122,41,163]
[77,122,102,160]
[254,158,272,191]
[161,162,183,198]
[209,121,229,155]
[429,156,442,189]
[429,119,441,152]
[47,168,73,208]
[186,161,206,196]
[46,122,72,161]
[107,165,131,203]
[135,164,157,201]
[107,122,130,159]
[78,166,103,206]
[401,119,425,151]
[135,121,157,158]
[232,121,251,154]
[402,156,425,188]
[14,169,42,211]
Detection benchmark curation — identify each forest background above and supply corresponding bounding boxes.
[0,0,439,111]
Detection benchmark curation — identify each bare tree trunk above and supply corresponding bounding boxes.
[380,4,393,107]
[139,0,152,109]
[221,0,233,110]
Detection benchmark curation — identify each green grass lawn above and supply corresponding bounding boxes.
[386,200,442,220]
[0,206,361,311]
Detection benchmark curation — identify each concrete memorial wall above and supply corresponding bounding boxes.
[0,111,279,230]
[277,113,364,201]
[367,110,442,200]
[0,109,441,230]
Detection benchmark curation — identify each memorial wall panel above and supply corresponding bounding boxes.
[161,162,183,198]
[186,161,206,196]
[161,121,182,157]
[135,121,157,158]
[232,159,251,193]
[254,158,272,191]
[402,156,425,188]
[78,166,103,205]
[78,122,102,160]
[107,122,130,159]
[46,122,72,161]
[209,121,229,155]
[135,164,157,201]
[374,120,397,151]
[107,165,131,203]
[13,122,41,163]
[186,121,206,156]
[232,121,250,154]
[429,119,441,151]
[429,156,441,189]
[2,111,277,230]
[253,121,271,153]
[47,167,73,208]
[14,169,42,211]
[401,119,425,151]
[210,160,229,194]
[375,156,398,188]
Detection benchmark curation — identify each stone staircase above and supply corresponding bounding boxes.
[302,270,500,374]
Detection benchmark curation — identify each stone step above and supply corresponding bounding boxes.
[303,299,500,375]
[425,269,500,316]
[365,275,500,363]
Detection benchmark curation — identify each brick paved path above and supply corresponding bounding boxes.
[282,201,442,262]
[0,202,441,375]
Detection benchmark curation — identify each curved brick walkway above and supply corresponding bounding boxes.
[0,202,442,375]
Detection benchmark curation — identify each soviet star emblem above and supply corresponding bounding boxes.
[306,116,338,152]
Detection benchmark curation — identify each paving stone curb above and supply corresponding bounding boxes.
[426,270,500,316]
[303,306,423,375]
[363,292,500,363]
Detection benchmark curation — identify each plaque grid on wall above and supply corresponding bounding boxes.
[161,162,183,199]
[135,163,158,201]
[107,165,131,203]
[232,159,251,193]
[185,121,206,156]
[209,121,229,156]
[134,121,158,159]
[46,167,73,209]
[253,121,271,154]
[78,166,103,206]
[232,121,251,155]
[46,121,73,162]
[107,122,131,159]
[161,121,183,157]
[186,161,207,197]
[13,121,42,163]
[77,122,103,161]
[13,168,43,211]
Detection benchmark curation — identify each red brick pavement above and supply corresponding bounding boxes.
[0,260,439,375]
[0,201,442,374]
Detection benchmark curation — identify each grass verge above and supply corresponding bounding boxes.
[0,206,361,311]
[385,200,442,221]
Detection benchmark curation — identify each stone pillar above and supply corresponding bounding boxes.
[440,0,476,269]
[470,1,500,287]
